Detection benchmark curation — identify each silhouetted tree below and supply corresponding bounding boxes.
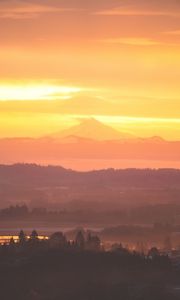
[75,231,85,250]
[9,237,16,253]
[86,233,101,251]
[19,230,27,245]
[148,247,160,259]
[50,232,67,249]
[30,230,38,240]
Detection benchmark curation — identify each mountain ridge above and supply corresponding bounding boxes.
[48,118,135,141]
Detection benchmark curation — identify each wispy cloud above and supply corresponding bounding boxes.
[99,38,163,46]
[94,0,180,18]
[95,8,180,17]
[0,1,77,19]
[163,30,180,35]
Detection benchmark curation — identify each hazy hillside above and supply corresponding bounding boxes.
[0,164,180,188]
[0,164,179,211]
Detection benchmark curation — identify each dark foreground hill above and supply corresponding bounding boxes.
[0,249,177,300]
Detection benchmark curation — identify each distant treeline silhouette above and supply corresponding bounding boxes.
[2,229,101,253]
[2,203,180,222]
[1,229,170,266]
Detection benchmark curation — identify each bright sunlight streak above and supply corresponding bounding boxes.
[0,85,82,101]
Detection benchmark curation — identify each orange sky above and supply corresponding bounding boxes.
[0,0,180,140]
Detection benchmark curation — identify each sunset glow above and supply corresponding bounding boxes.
[0,0,180,168]
[1,3,180,298]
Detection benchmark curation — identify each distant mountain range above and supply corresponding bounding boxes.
[0,118,180,169]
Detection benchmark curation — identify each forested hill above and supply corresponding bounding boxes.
[0,164,180,188]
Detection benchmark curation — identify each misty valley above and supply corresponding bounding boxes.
[0,164,180,299]
[1,164,180,246]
